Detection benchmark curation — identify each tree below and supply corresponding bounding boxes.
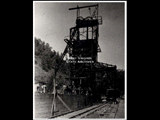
[115,69,125,95]
[34,37,69,92]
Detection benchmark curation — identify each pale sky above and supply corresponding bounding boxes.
[33,1,126,70]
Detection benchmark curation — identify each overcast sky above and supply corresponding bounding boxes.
[33,1,126,70]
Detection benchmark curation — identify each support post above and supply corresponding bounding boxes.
[87,27,88,40]
[53,73,56,112]
[51,69,57,116]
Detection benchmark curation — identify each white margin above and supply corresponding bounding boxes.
[33,1,35,119]
[33,1,126,3]
[124,1,127,119]
[33,1,127,120]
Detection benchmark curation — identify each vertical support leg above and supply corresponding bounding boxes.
[51,70,57,117]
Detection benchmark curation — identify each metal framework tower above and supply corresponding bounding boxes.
[64,4,103,92]
[50,4,117,117]
[49,4,117,95]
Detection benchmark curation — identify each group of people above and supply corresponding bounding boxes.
[62,84,93,96]
[37,85,46,93]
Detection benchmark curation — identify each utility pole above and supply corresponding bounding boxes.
[51,68,57,116]
[53,69,56,112]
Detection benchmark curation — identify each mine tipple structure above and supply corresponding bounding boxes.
[46,4,117,95]
[61,4,117,95]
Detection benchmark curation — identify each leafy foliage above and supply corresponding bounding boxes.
[35,37,68,73]
[34,37,125,94]
[115,69,125,95]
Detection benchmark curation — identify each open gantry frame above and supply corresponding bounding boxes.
[50,4,117,117]
[65,4,116,94]
[66,4,102,90]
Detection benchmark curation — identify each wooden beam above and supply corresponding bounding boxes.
[69,4,98,10]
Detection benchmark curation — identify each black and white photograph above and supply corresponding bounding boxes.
[33,1,127,119]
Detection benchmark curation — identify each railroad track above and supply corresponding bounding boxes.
[75,103,111,118]
[50,101,119,119]
[86,102,119,118]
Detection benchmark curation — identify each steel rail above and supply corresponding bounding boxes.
[49,101,121,119]
[74,103,110,118]
[49,103,105,119]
